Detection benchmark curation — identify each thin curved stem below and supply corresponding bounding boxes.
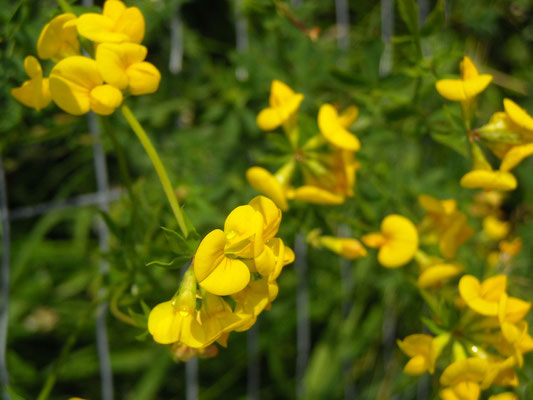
[120,105,189,237]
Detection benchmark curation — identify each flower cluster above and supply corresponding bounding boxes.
[147,196,294,356]
[11,0,160,115]
[436,56,533,192]
[246,80,361,210]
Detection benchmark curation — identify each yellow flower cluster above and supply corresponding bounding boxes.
[11,0,160,115]
[436,56,533,192]
[147,196,294,352]
[246,80,361,210]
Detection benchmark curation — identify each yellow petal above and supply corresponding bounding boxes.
[112,5,145,44]
[488,394,518,400]
[417,263,463,288]
[504,98,533,131]
[440,357,488,386]
[397,334,433,358]
[77,14,127,43]
[459,275,506,316]
[378,214,418,268]
[318,104,361,151]
[460,170,517,191]
[256,107,283,131]
[461,56,479,80]
[148,301,182,344]
[290,185,345,205]
[224,205,264,258]
[90,84,123,115]
[246,167,288,211]
[96,42,144,89]
[403,355,428,375]
[500,143,533,172]
[483,215,510,240]
[435,79,467,102]
[248,195,281,241]
[319,236,367,259]
[269,79,296,107]
[127,62,160,95]
[337,105,359,128]
[37,13,79,60]
[11,76,51,111]
[463,75,492,99]
[24,55,42,78]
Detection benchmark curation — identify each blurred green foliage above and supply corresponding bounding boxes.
[2,0,533,398]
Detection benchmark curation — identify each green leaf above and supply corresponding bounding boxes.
[397,0,420,36]
[160,226,199,255]
[421,316,448,335]
[430,131,469,157]
[128,308,149,328]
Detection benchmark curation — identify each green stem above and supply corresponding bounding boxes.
[56,0,73,13]
[121,105,189,237]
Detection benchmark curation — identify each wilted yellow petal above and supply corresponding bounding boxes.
[37,13,79,60]
[460,170,517,191]
[318,104,361,151]
[503,98,533,131]
[319,236,367,259]
[246,167,288,211]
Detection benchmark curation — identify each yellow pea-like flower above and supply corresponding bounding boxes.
[246,166,289,211]
[440,358,489,400]
[49,56,123,115]
[95,42,161,95]
[76,0,145,44]
[37,13,80,61]
[318,236,367,260]
[362,214,418,268]
[500,143,533,172]
[417,263,463,289]
[248,238,293,281]
[458,274,507,316]
[11,56,52,111]
[248,195,282,243]
[223,205,265,258]
[197,292,241,347]
[460,169,517,192]
[503,98,533,131]
[318,104,361,151]
[256,80,304,131]
[232,278,278,332]
[194,229,251,296]
[398,333,449,375]
[435,56,492,102]
[482,215,510,241]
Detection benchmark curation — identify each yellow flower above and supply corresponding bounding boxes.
[460,169,517,192]
[288,185,345,205]
[194,229,251,296]
[11,56,52,111]
[232,278,279,332]
[95,42,161,95]
[49,56,123,115]
[246,166,289,211]
[37,13,80,61]
[318,236,367,260]
[435,56,492,102]
[76,0,145,44]
[481,356,518,390]
[148,270,205,346]
[417,263,463,289]
[397,333,449,375]
[197,292,241,347]
[256,80,304,131]
[318,104,361,151]
[483,216,510,241]
[458,274,507,316]
[362,214,418,268]
[247,238,294,281]
[499,143,533,173]
[503,98,533,132]
[418,195,473,259]
[439,358,489,400]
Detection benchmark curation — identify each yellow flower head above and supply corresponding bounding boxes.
[318,236,367,260]
[439,357,489,400]
[318,104,361,151]
[435,56,492,102]
[246,166,289,211]
[362,214,418,268]
[417,263,463,289]
[232,278,278,332]
[37,13,80,61]
[95,43,161,95]
[256,80,304,131]
[483,215,510,241]
[460,169,517,192]
[247,238,294,281]
[397,333,449,375]
[76,0,145,44]
[11,56,52,111]
[49,56,123,115]
[197,292,241,347]
[459,274,507,316]
[500,143,533,173]
[503,98,533,132]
